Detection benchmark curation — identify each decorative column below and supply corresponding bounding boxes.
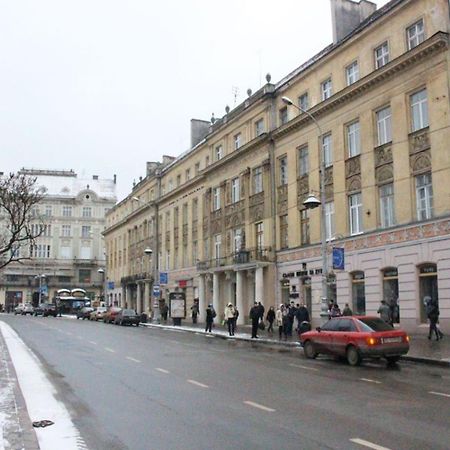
[255,266,264,307]
[121,286,126,308]
[126,285,132,309]
[213,272,220,315]
[144,282,150,315]
[136,283,142,314]
[236,270,244,325]
[198,275,206,322]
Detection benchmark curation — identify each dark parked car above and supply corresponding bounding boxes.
[42,303,57,317]
[76,307,95,320]
[33,304,45,316]
[114,309,140,326]
[103,307,122,324]
[300,316,410,366]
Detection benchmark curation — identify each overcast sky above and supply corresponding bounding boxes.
[0,0,389,201]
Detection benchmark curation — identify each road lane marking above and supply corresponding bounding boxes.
[65,332,73,336]
[243,401,275,412]
[126,357,141,363]
[429,391,450,398]
[289,363,319,371]
[350,438,392,450]
[104,347,115,353]
[88,340,97,345]
[155,368,170,374]
[187,379,209,388]
[359,378,381,384]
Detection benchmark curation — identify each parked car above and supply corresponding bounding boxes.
[21,303,34,315]
[14,304,25,315]
[114,309,140,326]
[42,303,57,317]
[33,304,45,316]
[103,307,122,324]
[89,307,107,321]
[76,306,94,320]
[300,316,410,366]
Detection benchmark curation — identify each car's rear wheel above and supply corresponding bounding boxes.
[303,340,317,359]
[386,356,400,364]
[346,346,361,366]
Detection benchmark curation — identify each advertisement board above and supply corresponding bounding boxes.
[169,292,186,319]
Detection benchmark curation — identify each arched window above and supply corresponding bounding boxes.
[418,263,438,322]
[382,267,399,323]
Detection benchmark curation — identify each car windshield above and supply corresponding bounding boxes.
[321,319,340,331]
[123,309,136,315]
[357,317,393,332]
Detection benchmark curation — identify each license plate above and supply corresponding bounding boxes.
[382,337,402,344]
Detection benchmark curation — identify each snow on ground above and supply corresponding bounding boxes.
[0,321,88,450]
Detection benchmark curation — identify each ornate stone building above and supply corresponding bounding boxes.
[104,0,450,333]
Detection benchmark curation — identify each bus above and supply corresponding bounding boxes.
[55,288,90,314]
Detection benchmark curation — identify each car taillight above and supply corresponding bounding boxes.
[366,337,378,346]
[405,335,410,343]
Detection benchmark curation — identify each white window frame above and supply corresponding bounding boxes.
[82,206,92,218]
[212,187,221,211]
[62,206,72,217]
[321,78,332,100]
[253,167,263,194]
[279,107,288,125]
[255,118,264,137]
[376,106,392,146]
[349,193,363,235]
[347,121,360,158]
[279,156,288,186]
[233,228,242,253]
[214,234,221,260]
[61,224,71,237]
[416,173,433,220]
[379,183,396,228]
[234,133,241,150]
[322,134,333,167]
[215,145,223,161]
[298,93,308,111]
[410,89,428,132]
[81,225,91,238]
[298,146,309,177]
[325,201,335,241]
[375,41,389,69]
[255,222,264,250]
[231,178,240,204]
[407,19,424,50]
[346,61,359,85]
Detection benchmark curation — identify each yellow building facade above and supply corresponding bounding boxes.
[104,0,450,333]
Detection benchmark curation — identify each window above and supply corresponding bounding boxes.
[60,246,72,259]
[325,201,335,241]
[192,198,198,220]
[215,145,223,161]
[375,41,389,68]
[30,244,51,258]
[61,224,71,237]
[346,61,359,85]
[279,156,288,186]
[349,193,363,235]
[185,169,191,181]
[255,222,264,250]
[321,78,332,100]
[231,178,240,204]
[279,107,288,125]
[233,228,242,253]
[214,234,221,260]
[176,174,181,186]
[234,133,242,150]
[45,205,52,217]
[79,269,91,283]
[192,240,198,263]
[255,118,264,137]
[416,173,433,220]
[300,209,310,244]
[195,162,201,175]
[253,167,263,194]
[168,179,173,191]
[165,250,170,270]
[298,146,309,177]
[347,121,360,157]
[81,225,91,238]
[379,183,395,228]
[382,268,400,324]
[82,207,92,218]
[352,271,366,315]
[80,246,91,259]
[182,203,188,224]
[212,187,221,211]
[376,106,392,145]
[298,93,308,111]
[407,19,424,50]
[280,215,288,249]
[41,224,51,237]
[322,134,333,167]
[205,155,210,167]
[410,89,428,132]
[62,206,72,217]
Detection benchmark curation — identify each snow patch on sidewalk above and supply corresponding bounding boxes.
[0,321,87,450]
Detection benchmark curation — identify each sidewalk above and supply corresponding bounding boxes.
[141,320,450,367]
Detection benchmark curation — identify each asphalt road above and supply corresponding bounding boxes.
[2,314,450,450]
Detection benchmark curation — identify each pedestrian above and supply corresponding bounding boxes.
[249,302,260,338]
[377,300,391,324]
[224,303,237,336]
[282,304,291,340]
[257,302,265,322]
[233,306,240,332]
[266,306,275,334]
[425,296,443,340]
[329,303,341,318]
[205,303,216,332]
[295,303,309,329]
[160,301,169,322]
[286,301,296,336]
[191,300,199,324]
[276,305,284,340]
[342,303,353,316]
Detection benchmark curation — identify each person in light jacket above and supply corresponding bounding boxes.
[224,303,237,336]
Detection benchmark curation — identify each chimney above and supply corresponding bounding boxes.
[190,119,210,148]
[92,175,98,180]
[330,0,377,44]
[113,174,117,184]
[162,155,176,166]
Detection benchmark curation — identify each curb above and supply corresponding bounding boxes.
[141,322,450,367]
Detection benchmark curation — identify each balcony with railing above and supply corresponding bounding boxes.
[196,247,273,271]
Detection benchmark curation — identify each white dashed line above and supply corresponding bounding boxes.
[65,331,73,336]
[429,391,450,398]
[243,401,275,412]
[187,379,209,388]
[104,347,115,353]
[289,363,319,371]
[359,378,381,384]
[126,357,141,363]
[88,341,97,345]
[350,438,392,450]
[155,368,170,374]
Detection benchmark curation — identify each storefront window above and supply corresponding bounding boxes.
[327,274,337,306]
[302,277,312,313]
[351,271,365,315]
[419,264,438,323]
[382,268,399,323]
[281,280,290,305]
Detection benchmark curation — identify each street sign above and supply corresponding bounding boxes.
[332,247,345,270]
[153,284,160,297]
[160,272,168,285]
[107,281,115,290]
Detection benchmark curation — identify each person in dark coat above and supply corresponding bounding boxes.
[257,302,265,321]
[295,303,310,324]
[342,303,353,316]
[249,302,260,338]
[266,306,275,334]
[205,304,216,332]
[425,296,443,340]
[191,300,199,324]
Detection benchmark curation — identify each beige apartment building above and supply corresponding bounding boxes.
[104,0,450,333]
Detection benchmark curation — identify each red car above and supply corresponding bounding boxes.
[103,307,122,324]
[300,316,410,366]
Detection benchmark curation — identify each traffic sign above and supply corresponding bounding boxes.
[160,272,168,285]
[332,247,345,270]
[153,284,161,297]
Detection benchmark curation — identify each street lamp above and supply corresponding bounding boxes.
[144,247,159,322]
[35,274,46,304]
[281,96,329,323]
[97,268,105,306]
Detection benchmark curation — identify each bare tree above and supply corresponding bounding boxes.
[0,172,46,269]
